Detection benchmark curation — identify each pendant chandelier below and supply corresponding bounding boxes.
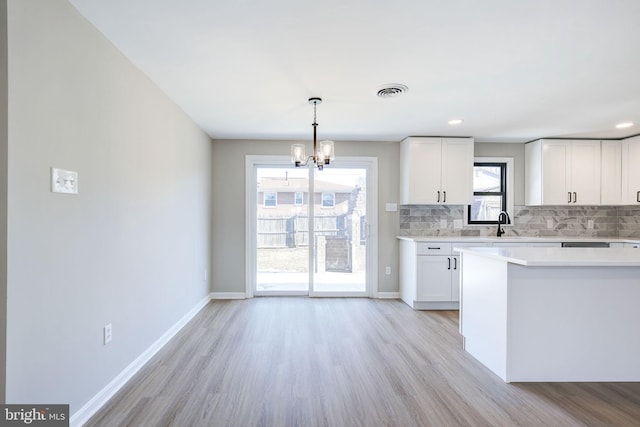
[291,97,335,170]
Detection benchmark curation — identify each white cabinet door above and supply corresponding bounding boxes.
[528,139,602,206]
[400,137,442,204]
[441,138,474,205]
[570,140,601,205]
[622,136,640,204]
[451,256,460,302]
[541,140,571,204]
[400,137,474,205]
[416,256,452,301]
[601,140,622,205]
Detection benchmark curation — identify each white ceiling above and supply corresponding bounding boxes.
[68,0,640,143]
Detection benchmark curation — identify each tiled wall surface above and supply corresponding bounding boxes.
[399,205,640,238]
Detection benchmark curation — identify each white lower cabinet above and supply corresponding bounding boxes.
[401,238,629,311]
[400,240,484,310]
[416,255,458,302]
[400,239,566,310]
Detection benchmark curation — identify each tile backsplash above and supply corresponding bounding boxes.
[399,205,640,239]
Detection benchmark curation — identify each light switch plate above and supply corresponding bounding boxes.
[385,203,398,212]
[51,168,78,194]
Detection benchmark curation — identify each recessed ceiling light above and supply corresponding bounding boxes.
[616,122,634,129]
[448,119,463,125]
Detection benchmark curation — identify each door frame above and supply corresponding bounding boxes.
[245,155,378,298]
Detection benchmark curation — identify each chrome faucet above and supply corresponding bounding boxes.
[497,210,510,237]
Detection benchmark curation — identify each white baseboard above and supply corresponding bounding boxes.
[377,292,400,299]
[210,292,247,300]
[70,295,211,427]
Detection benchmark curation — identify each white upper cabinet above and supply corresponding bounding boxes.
[525,139,601,206]
[601,140,623,205]
[400,137,474,205]
[622,135,640,204]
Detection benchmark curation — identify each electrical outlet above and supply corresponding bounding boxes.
[385,266,391,275]
[453,219,463,229]
[440,219,447,228]
[587,219,594,229]
[204,269,208,281]
[104,323,112,345]
[546,219,554,229]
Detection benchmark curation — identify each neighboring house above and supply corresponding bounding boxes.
[257,177,356,217]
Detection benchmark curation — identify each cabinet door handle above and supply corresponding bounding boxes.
[437,191,440,203]
[637,190,639,203]
[453,257,457,270]
[447,257,451,270]
[568,192,572,203]
[573,192,577,203]
[443,191,447,203]
[427,247,441,250]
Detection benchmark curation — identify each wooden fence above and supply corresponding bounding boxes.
[257,215,348,248]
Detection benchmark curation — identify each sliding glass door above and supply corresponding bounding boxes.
[247,156,376,297]
[311,167,367,295]
[255,166,310,295]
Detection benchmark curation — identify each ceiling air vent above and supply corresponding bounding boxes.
[377,84,409,98]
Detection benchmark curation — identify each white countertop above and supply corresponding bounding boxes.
[398,236,640,244]
[455,246,640,266]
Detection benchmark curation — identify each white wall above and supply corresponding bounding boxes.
[211,139,400,294]
[5,0,212,412]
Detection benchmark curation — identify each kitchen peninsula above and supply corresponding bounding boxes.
[456,246,640,382]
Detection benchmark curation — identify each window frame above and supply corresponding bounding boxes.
[321,192,335,208]
[294,191,304,205]
[466,158,513,225]
[263,191,277,208]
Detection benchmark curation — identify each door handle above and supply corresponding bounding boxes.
[573,192,577,203]
[447,257,451,270]
[437,191,440,203]
[568,192,572,203]
[443,191,447,203]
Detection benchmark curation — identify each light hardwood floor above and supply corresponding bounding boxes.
[86,298,640,426]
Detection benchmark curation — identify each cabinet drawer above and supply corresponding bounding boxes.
[416,242,452,255]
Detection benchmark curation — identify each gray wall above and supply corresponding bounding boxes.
[5,0,212,412]
[211,139,400,294]
[211,140,526,295]
[0,0,7,404]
